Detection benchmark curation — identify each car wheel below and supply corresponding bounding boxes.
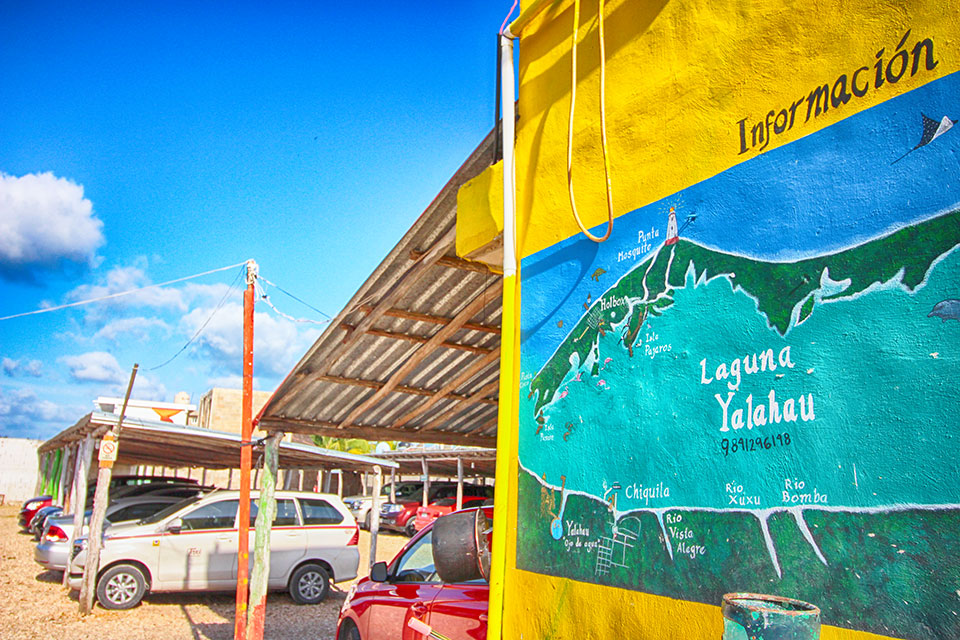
[96,563,147,610]
[289,563,330,604]
[338,619,361,640]
[404,519,417,537]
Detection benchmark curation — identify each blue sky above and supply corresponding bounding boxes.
[0,2,514,439]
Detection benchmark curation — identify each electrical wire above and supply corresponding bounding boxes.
[255,279,329,326]
[567,0,614,243]
[147,264,246,371]
[0,261,249,322]
[499,0,519,35]
[256,275,332,320]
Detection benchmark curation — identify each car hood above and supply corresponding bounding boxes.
[104,520,157,539]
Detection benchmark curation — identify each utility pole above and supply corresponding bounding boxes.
[235,259,257,640]
[79,363,137,614]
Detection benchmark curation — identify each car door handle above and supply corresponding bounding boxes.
[411,602,428,616]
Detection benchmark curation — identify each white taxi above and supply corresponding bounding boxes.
[68,490,359,609]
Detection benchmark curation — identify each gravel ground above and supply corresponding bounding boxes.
[0,504,408,640]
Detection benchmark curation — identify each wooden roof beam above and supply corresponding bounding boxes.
[258,416,497,448]
[315,374,497,405]
[420,379,501,431]
[392,346,500,429]
[337,279,504,430]
[321,226,457,370]
[356,305,501,335]
[339,324,493,355]
[408,250,500,275]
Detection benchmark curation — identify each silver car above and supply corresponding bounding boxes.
[35,494,199,572]
[68,490,359,609]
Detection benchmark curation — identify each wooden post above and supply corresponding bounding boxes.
[336,471,343,498]
[247,432,281,640]
[421,457,430,508]
[390,468,396,502]
[235,259,257,640]
[79,364,137,614]
[57,447,72,507]
[368,465,382,569]
[456,458,464,511]
[63,436,94,587]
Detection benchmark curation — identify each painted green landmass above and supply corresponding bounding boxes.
[517,470,960,640]
[528,209,960,417]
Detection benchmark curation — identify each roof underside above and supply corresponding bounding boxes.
[257,129,502,448]
[376,447,497,479]
[39,413,397,472]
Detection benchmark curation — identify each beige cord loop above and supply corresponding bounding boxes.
[568,0,614,243]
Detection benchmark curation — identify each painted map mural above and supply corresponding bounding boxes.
[517,71,960,639]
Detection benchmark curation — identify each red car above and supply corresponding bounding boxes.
[380,484,494,537]
[18,496,53,531]
[412,496,489,533]
[337,507,492,640]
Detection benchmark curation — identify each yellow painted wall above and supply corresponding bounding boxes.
[499,1,960,638]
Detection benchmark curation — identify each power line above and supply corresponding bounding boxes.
[147,264,247,371]
[0,261,250,322]
[256,275,332,320]
[255,279,329,326]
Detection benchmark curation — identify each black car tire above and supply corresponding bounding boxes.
[338,619,361,640]
[404,519,417,537]
[96,563,147,610]
[289,563,330,604]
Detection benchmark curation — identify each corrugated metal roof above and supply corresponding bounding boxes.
[39,412,398,472]
[376,447,497,478]
[258,129,502,448]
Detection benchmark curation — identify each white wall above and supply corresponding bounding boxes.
[0,437,42,504]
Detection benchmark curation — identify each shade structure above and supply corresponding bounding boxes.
[39,412,398,473]
[257,129,502,448]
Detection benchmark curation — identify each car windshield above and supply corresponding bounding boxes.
[390,484,420,499]
[137,496,200,524]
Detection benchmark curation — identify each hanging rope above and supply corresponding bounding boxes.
[567,0,614,243]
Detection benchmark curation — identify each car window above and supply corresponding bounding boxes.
[139,496,201,524]
[181,499,239,531]
[109,503,167,523]
[299,498,344,525]
[393,531,438,583]
[249,499,300,526]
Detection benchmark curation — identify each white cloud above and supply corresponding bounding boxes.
[181,302,321,378]
[1,357,43,377]
[60,351,126,383]
[130,374,168,402]
[0,386,81,439]
[93,316,169,341]
[0,172,104,278]
[66,261,187,313]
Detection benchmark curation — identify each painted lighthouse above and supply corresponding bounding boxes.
[665,206,679,245]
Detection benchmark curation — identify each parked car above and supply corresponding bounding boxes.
[35,493,207,572]
[30,505,64,539]
[412,496,490,533]
[345,481,421,530]
[18,496,53,531]
[68,490,359,609]
[380,484,494,536]
[337,506,493,640]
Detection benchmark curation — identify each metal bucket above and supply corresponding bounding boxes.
[432,509,492,583]
[721,593,821,640]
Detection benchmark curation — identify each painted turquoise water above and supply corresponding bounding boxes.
[518,244,960,512]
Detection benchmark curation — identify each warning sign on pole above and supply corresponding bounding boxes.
[98,432,118,463]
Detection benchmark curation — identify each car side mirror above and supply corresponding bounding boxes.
[370,561,389,582]
[166,518,183,534]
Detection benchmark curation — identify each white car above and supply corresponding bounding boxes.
[68,490,359,609]
[35,493,203,572]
